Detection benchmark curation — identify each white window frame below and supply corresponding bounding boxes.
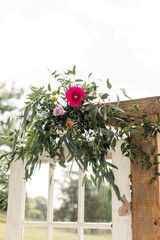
[5,140,132,240]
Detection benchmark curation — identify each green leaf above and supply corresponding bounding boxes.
[59,161,66,168]
[150,177,156,184]
[106,171,114,184]
[88,73,93,79]
[68,66,76,75]
[113,184,122,201]
[106,161,118,169]
[65,80,70,85]
[28,103,36,127]
[73,65,76,75]
[52,91,58,95]
[152,146,156,155]
[90,174,96,185]
[106,79,112,89]
[86,178,93,189]
[75,79,83,82]
[110,104,125,113]
[111,138,117,149]
[120,88,131,100]
[67,153,74,162]
[12,133,18,153]
[82,175,87,186]
[62,135,74,155]
[23,105,31,130]
[58,86,61,94]
[98,176,102,191]
[51,70,57,76]
[66,132,76,150]
[48,84,51,91]
[100,128,108,135]
[101,93,109,100]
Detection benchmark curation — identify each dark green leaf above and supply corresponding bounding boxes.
[113,184,122,201]
[101,93,109,100]
[150,177,156,184]
[23,105,31,130]
[152,146,156,155]
[88,73,93,79]
[12,133,18,153]
[106,161,118,169]
[100,128,108,135]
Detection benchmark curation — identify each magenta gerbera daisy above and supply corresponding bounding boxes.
[65,86,86,107]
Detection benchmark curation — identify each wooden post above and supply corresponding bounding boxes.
[5,160,26,240]
[110,96,160,239]
[131,116,160,240]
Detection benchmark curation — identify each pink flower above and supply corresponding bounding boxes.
[53,106,64,116]
[65,86,86,107]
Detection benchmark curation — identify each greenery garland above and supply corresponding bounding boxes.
[2,66,160,201]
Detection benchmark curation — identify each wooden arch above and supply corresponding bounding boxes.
[117,96,160,240]
[5,96,160,240]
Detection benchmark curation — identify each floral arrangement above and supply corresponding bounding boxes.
[3,66,160,201]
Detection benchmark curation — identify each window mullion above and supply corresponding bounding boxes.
[46,163,54,240]
[78,168,85,240]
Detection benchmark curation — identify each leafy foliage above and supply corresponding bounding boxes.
[0,83,23,210]
[25,194,47,221]
[1,67,160,201]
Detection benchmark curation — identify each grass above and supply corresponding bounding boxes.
[24,228,112,240]
[0,212,112,240]
[0,212,6,240]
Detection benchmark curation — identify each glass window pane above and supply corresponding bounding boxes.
[25,163,49,221]
[53,228,77,240]
[53,162,78,222]
[23,227,46,240]
[85,169,112,223]
[84,229,112,240]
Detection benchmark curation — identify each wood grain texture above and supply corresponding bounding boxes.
[131,132,160,239]
[131,113,160,240]
[104,95,160,115]
[106,96,160,239]
[119,96,160,115]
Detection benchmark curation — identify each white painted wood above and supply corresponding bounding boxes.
[78,168,85,240]
[112,140,132,240]
[46,164,54,240]
[23,220,112,229]
[5,159,26,240]
[6,146,131,240]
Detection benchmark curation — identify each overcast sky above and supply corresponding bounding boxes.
[1,0,160,198]
[1,0,160,100]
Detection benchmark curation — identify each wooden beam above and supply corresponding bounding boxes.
[131,119,160,240]
[105,96,160,115]
[112,96,160,240]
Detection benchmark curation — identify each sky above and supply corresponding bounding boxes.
[1,0,160,199]
[0,0,160,100]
